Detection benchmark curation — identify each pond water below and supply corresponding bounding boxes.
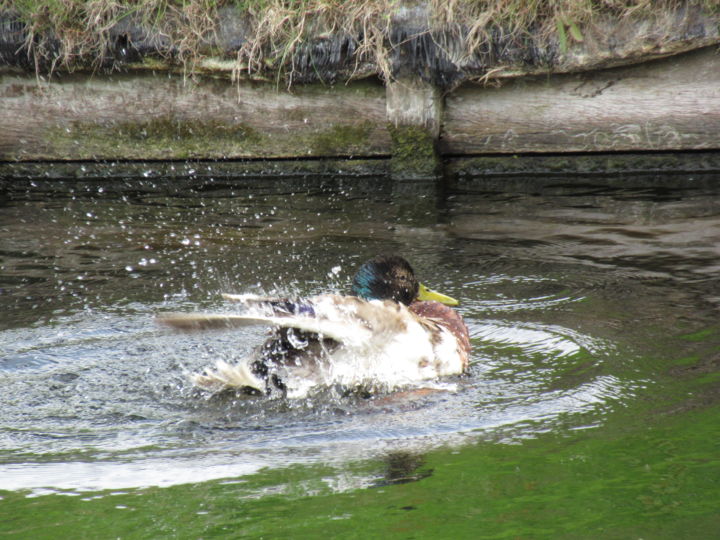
[1,171,719,538]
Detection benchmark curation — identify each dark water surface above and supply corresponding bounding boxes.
[1,172,719,538]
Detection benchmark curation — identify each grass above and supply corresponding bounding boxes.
[2,0,221,72]
[1,1,715,83]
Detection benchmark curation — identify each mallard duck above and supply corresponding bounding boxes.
[157,255,470,398]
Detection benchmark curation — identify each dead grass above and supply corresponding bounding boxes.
[1,0,714,81]
[2,0,223,73]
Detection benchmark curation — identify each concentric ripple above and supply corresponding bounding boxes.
[0,282,629,494]
[3,177,715,496]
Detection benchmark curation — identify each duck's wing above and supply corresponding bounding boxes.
[221,293,316,316]
[156,297,371,346]
[156,312,272,331]
[161,294,444,344]
[159,295,467,395]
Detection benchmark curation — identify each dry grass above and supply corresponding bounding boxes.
[2,0,222,72]
[235,0,393,84]
[1,0,714,81]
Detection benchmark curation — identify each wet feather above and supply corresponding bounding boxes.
[157,255,470,398]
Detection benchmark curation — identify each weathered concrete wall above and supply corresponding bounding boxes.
[442,47,720,155]
[0,75,389,160]
[2,46,719,167]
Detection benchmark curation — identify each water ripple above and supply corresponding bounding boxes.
[4,180,713,494]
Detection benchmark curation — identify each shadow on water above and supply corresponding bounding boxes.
[1,172,719,526]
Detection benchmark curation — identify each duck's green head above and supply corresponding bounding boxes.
[351,255,459,306]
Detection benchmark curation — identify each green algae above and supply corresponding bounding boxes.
[388,124,439,179]
[44,116,260,160]
[449,152,720,178]
[115,115,260,144]
[680,327,718,342]
[40,116,385,161]
[2,402,719,539]
[309,122,375,156]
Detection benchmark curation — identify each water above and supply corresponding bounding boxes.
[1,172,719,538]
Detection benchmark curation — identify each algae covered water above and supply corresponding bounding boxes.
[1,172,719,538]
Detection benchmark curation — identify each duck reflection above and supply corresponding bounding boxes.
[373,451,432,487]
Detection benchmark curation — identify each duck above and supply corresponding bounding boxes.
[157,255,470,398]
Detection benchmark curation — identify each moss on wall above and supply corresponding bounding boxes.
[39,116,384,161]
[446,152,720,178]
[309,122,375,156]
[46,116,261,160]
[387,124,439,179]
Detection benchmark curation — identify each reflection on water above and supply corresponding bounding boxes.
[373,451,431,487]
[1,173,719,494]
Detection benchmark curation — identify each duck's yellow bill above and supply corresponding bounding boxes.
[417,283,459,306]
